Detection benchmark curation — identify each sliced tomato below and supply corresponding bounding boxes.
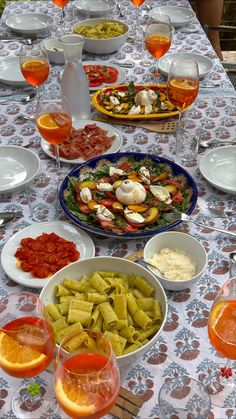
[98,220,115,231]
[79,204,91,215]
[172,191,183,203]
[118,161,132,171]
[102,67,119,83]
[99,199,114,209]
[105,191,118,201]
[125,223,140,233]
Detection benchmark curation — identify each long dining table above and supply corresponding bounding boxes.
[0,0,236,417]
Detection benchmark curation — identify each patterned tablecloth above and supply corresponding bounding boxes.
[0,0,236,417]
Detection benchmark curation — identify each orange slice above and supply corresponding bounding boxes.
[170,79,197,90]
[21,59,46,69]
[0,331,46,373]
[55,378,95,416]
[37,113,59,130]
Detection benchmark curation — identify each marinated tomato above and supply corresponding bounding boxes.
[15,232,80,278]
[83,65,119,87]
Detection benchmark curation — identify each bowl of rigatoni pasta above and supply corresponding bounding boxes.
[40,256,167,367]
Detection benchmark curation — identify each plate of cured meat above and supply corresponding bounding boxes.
[41,119,123,164]
[1,221,95,288]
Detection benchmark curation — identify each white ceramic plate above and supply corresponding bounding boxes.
[158,52,213,79]
[0,146,40,194]
[6,13,54,34]
[1,221,95,289]
[83,61,126,91]
[41,119,123,164]
[149,6,196,28]
[199,145,236,194]
[74,0,116,17]
[0,56,28,86]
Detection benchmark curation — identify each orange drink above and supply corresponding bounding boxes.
[0,317,55,378]
[208,300,236,360]
[145,34,171,59]
[20,59,50,87]
[53,0,68,6]
[130,0,145,6]
[36,112,72,145]
[167,78,199,110]
[55,329,120,419]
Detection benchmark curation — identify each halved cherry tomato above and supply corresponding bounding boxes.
[102,67,119,83]
[98,220,115,231]
[118,161,132,171]
[172,191,183,203]
[99,199,114,209]
[79,204,91,215]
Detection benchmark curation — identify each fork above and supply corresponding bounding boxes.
[165,211,236,238]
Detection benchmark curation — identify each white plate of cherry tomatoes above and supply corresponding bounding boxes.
[82,61,126,91]
[1,221,95,289]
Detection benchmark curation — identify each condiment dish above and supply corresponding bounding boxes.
[143,231,207,291]
[42,37,65,65]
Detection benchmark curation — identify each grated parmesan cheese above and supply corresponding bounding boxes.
[149,247,196,281]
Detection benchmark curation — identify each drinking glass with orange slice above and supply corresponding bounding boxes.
[52,0,69,35]
[145,14,172,81]
[36,92,72,173]
[167,58,199,123]
[0,292,57,417]
[19,42,50,98]
[54,329,120,418]
[206,277,236,407]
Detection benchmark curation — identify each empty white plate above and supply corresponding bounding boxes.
[1,221,95,288]
[199,145,236,194]
[158,52,213,79]
[6,13,54,34]
[74,0,117,17]
[149,6,196,28]
[0,56,28,86]
[0,146,40,193]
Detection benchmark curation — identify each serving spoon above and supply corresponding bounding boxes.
[199,139,236,149]
[0,212,20,227]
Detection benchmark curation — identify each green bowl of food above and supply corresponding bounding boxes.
[72,18,129,54]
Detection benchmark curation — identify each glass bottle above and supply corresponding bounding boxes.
[60,34,91,120]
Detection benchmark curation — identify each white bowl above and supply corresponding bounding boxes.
[40,256,167,367]
[74,0,117,18]
[144,231,207,291]
[42,37,65,65]
[72,18,129,54]
[149,6,196,28]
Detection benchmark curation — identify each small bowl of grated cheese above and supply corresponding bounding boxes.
[144,231,207,291]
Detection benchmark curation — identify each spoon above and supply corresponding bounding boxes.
[15,114,35,122]
[0,90,37,105]
[207,208,235,218]
[199,140,236,149]
[133,258,166,277]
[165,211,236,238]
[117,3,125,18]
[0,212,20,227]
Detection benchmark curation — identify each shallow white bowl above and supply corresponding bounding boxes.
[158,52,213,79]
[40,256,167,367]
[149,6,196,28]
[72,18,129,54]
[6,13,54,35]
[74,0,117,17]
[42,37,65,65]
[144,231,207,291]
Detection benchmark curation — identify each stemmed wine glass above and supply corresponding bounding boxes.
[52,0,69,35]
[129,0,146,44]
[167,58,199,124]
[36,91,72,176]
[0,292,56,418]
[19,42,50,99]
[144,14,172,82]
[54,329,120,418]
[206,276,236,407]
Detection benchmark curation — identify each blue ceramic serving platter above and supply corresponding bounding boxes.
[59,152,198,239]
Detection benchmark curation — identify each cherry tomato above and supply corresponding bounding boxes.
[172,191,183,203]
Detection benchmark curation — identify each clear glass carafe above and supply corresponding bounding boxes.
[60,34,91,120]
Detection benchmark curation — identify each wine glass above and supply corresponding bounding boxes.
[52,0,69,35]
[145,14,172,82]
[0,292,56,417]
[54,329,120,418]
[206,277,236,407]
[167,58,199,124]
[36,91,72,175]
[129,0,146,44]
[19,42,50,98]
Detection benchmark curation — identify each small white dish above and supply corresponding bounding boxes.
[144,231,207,291]
[158,52,213,79]
[42,37,65,65]
[74,0,117,17]
[82,61,126,91]
[150,6,196,28]
[199,145,236,195]
[6,13,54,34]
[1,221,95,289]
[0,146,40,194]
[41,119,123,164]
[0,56,28,86]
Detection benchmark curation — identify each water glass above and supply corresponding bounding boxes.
[26,173,61,222]
[176,120,202,163]
[158,376,211,419]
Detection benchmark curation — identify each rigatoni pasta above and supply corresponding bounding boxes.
[45,270,163,357]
